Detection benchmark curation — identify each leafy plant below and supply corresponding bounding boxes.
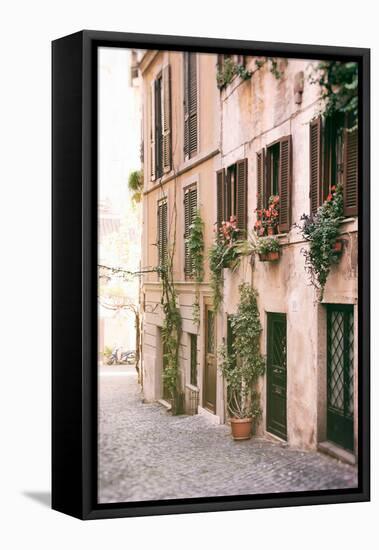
[209,237,224,312]
[185,210,204,326]
[217,56,283,90]
[219,284,265,419]
[128,170,143,204]
[297,184,344,300]
[102,345,113,359]
[254,236,280,255]
[310,61,358,128]
[208,216,245,311]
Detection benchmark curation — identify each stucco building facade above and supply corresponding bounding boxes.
[137,51,358,462]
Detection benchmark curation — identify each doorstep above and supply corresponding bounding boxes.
[318,440,356,466]
[157,398,172,411]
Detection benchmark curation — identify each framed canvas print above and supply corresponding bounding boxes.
[52,31,370,520]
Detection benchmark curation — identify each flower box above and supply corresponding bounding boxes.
[259,251,280,262]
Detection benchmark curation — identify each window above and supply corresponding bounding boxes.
[157,198,168,270]
[216,159,248,235]
[309,114,358,216]
[150,66,171,181]
[184,185,198,278]
[256,136,292,233]
[190,334,198,386]
[183,53,198,159]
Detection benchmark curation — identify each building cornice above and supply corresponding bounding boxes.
[139,50,159,74]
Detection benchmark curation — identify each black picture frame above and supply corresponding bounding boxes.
[52,30,370,520]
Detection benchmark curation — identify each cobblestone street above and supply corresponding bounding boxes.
[98,365,358,503]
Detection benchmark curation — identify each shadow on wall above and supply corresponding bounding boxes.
[22,491,51,508]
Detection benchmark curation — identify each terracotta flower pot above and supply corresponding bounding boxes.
[333,239,343,253]
[230,418,253,440]
[267,226,276,236]
[259,251,280,262]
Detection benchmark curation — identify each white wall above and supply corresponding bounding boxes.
[1,2,377,550]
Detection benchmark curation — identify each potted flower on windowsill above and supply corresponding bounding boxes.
[219,284,265,440]
[255,195,280,236]
[254,236,281,262]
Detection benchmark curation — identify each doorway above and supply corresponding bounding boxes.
[267,313,287,440]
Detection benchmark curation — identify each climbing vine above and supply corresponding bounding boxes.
[185,210,204,327]
[157,176,183,414]
[216,56,283,89]
[218,284,265,419]
[310,61,358,128]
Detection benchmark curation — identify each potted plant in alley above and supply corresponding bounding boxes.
[254,236,281,262]
[219,284,265,440]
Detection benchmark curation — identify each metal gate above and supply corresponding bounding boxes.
[267,313,287,440]
[327,305,354,451]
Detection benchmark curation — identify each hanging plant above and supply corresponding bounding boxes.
[185,210,204,326]
[310,61,358,128]
[297,184,344,301]
[208,216,246,311]
[128,170,143,204]
[218,283,265,420]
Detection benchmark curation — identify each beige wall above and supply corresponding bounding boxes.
[139,53,358,454]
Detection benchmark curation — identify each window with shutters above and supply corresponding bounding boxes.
[157,198,168,272]
[183,53,198,160]
[150,66,172,181]
[309,114,358,216]
[216,159,248,236]
[184,185,198,278]
[256,137,292,233]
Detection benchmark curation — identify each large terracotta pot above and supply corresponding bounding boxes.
[230,418,252,440]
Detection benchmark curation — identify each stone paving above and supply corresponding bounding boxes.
[98,365,358,503]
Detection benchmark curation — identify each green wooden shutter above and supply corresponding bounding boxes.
[216,169,225,228]
[256,149,265,211]
[278,136,292,233]
[236,158,248,234]
[343,127,358,217]
[162,65,172,173]
[309,117,322,215]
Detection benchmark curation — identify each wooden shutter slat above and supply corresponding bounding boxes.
[309,117,322,215]
[343,127,358,216]
[162,65,172,173]
[184,53,198,160]
[189,53,198,157]
[236,158,248,234]
[150,81,156,181]
[216,169,225,228]
[158,199,168,268]
[278,135,292,233]
[256,149,265,211]
[184,190,191,276]
[183,53,189,159]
